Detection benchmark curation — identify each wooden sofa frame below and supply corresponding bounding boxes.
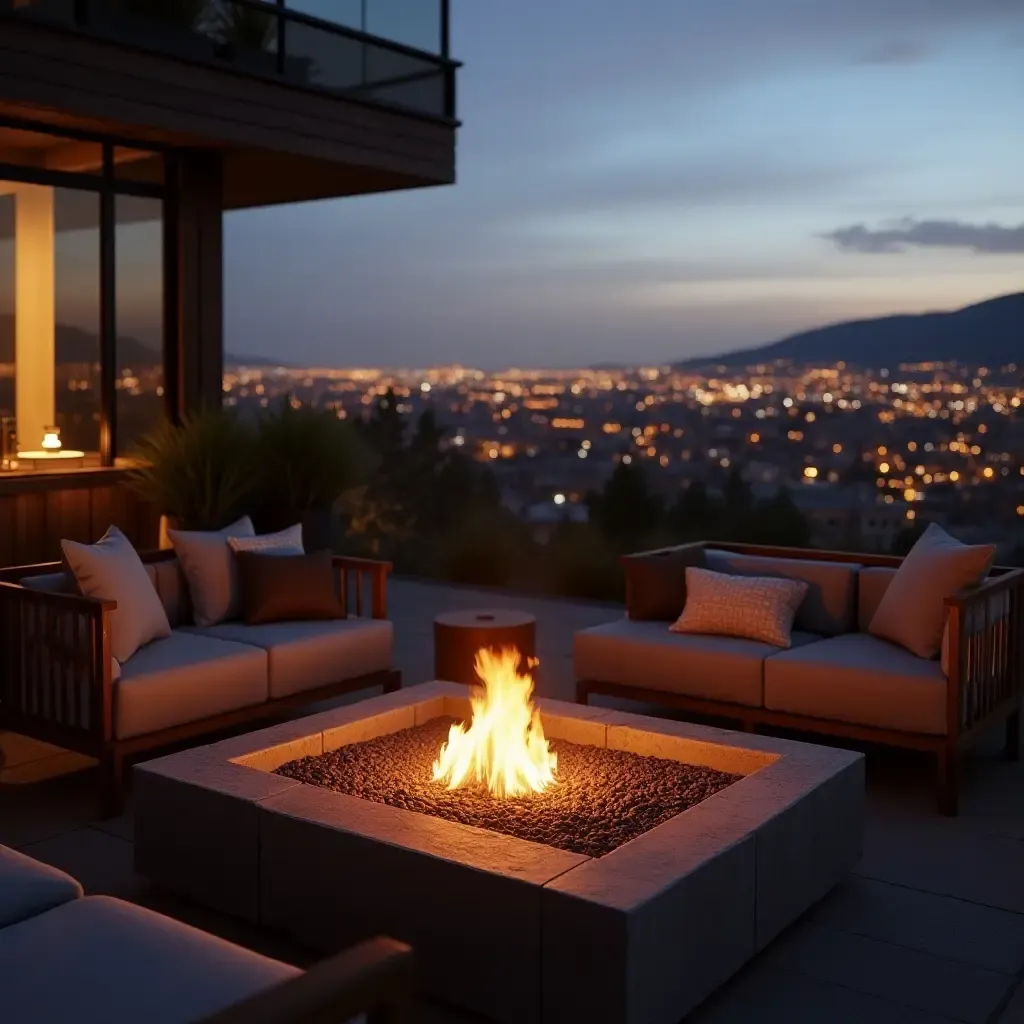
[0,551,400,817]
[576,541,1024,816]
[200,936,414,1024]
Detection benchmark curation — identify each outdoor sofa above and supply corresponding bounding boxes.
[0,842,413,1023]
[0,550,399,815]
[575,541,1024,814]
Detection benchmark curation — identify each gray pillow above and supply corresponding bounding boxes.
[62,526,170,663]
[168,516,255,628]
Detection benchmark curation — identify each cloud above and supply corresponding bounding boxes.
[822,218,1024,254]
[855,39,930,64]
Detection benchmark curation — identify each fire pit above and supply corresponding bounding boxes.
[135,669,864,1024]
[275,648,743,858]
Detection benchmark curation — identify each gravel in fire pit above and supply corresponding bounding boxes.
[275,717,742,858]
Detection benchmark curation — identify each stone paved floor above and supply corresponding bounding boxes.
[1,577,1023,1023]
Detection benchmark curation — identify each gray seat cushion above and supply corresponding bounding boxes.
[0,895,299,1024]
[116,631,268,740]
[186,618,394,699]
[574,618,820,708]
[0,846,82,928]
[704,550,861,636]
[764,633,947,735]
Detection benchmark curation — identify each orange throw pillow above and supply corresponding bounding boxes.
[670,566,808,648]
[870,523,994,660]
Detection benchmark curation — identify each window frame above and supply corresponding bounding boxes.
[0,114,173,467]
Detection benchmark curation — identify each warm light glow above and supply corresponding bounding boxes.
[950,471,960,482]
[983,467,994,479]
[432,647,556,798]
[803,466,818,479]
[879,462,890,473]
[553,493,566,505]
[40,428,61,451]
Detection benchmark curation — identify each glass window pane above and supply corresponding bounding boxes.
[284,0,441,54]
[0,195,13,469]
[115,194,164,456]
[54,188,102,457]
[0,124,103,177]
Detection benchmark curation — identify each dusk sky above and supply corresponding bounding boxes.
[224,0,1024,369]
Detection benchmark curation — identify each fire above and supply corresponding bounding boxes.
[432,647,557,797]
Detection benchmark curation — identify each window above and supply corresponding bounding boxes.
[0,120,169,473]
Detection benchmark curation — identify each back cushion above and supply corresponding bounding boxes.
[857,567,897,632]
[22,561,190,629]
[704,550,861,636]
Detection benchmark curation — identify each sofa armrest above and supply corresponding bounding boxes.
[620,542,706,621]
[944,567,1024,737]
[332,556,392,619]
[0,581,115,744]
[197,936,415,1024]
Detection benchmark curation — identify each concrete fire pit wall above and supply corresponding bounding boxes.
[134,682,864,1024]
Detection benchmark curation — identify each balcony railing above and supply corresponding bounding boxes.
[4,0,457,121]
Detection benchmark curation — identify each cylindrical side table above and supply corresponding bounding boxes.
[433,609,537,687]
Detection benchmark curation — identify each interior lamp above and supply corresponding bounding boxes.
[41,427,62,451]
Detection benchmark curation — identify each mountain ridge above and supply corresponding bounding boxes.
[675,292,1024,370]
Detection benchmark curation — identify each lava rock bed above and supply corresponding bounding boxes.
[275,717,742,858]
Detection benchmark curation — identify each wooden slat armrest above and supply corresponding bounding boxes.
[331,556,394,573]
[198,937,415,1024]
[944,567,1024,612]
[331,557,392,619]
[0,579,116,614]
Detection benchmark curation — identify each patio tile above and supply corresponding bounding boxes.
[811,876,1024,974]
[19,826,148,901]
[997,980,1024,1024]
[761,920,1013,1023]
[861,805,1024,914]
[690,960,960,1023]
[0,770,96,848]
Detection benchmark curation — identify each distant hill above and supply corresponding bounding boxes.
[0,316,286,369]
[677,292,1024,370]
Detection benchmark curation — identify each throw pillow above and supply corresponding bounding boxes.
[168,516,255,628]
[235,550,344,625]
[227,523,304,557]
[670,566,808,648]
[61,526,171,663]
[625,546,706,621]
[870,523,994,660]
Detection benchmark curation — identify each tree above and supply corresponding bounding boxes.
[747,487,811,548]
[721,464,754,540]
[590,461,661,547]
[667,481,717,542]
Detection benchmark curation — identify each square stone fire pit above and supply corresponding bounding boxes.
[135,682,864,1024]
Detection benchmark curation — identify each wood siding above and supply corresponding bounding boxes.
[0,20,456,208]
[0,469,159,568]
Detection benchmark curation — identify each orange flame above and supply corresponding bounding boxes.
[432,647,557,797]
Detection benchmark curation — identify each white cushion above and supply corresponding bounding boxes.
[0,895,299,1024]
[168,516,255,628]
[228,523,304,556]
[186,618,393,699]
[115,630,267,740]
[0,846,82,928]
[62,527,170,663]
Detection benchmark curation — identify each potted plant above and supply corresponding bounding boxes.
[102,0,216,61]
[127,408,259,542]
[213,0,278,75]
[256,399,368,552]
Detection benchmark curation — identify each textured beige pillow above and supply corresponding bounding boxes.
[168,516,255,628]
[228,523,304,557]
[870,523,994,660]
[62,526,170,663]
[670,566,808,648]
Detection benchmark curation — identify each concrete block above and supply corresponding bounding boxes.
[543,810,757,1024]
[133,755,299,923]
[260,785,586,1024]
[536,698,612,747]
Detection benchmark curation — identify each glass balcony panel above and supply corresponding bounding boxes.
[364,0,442,56]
